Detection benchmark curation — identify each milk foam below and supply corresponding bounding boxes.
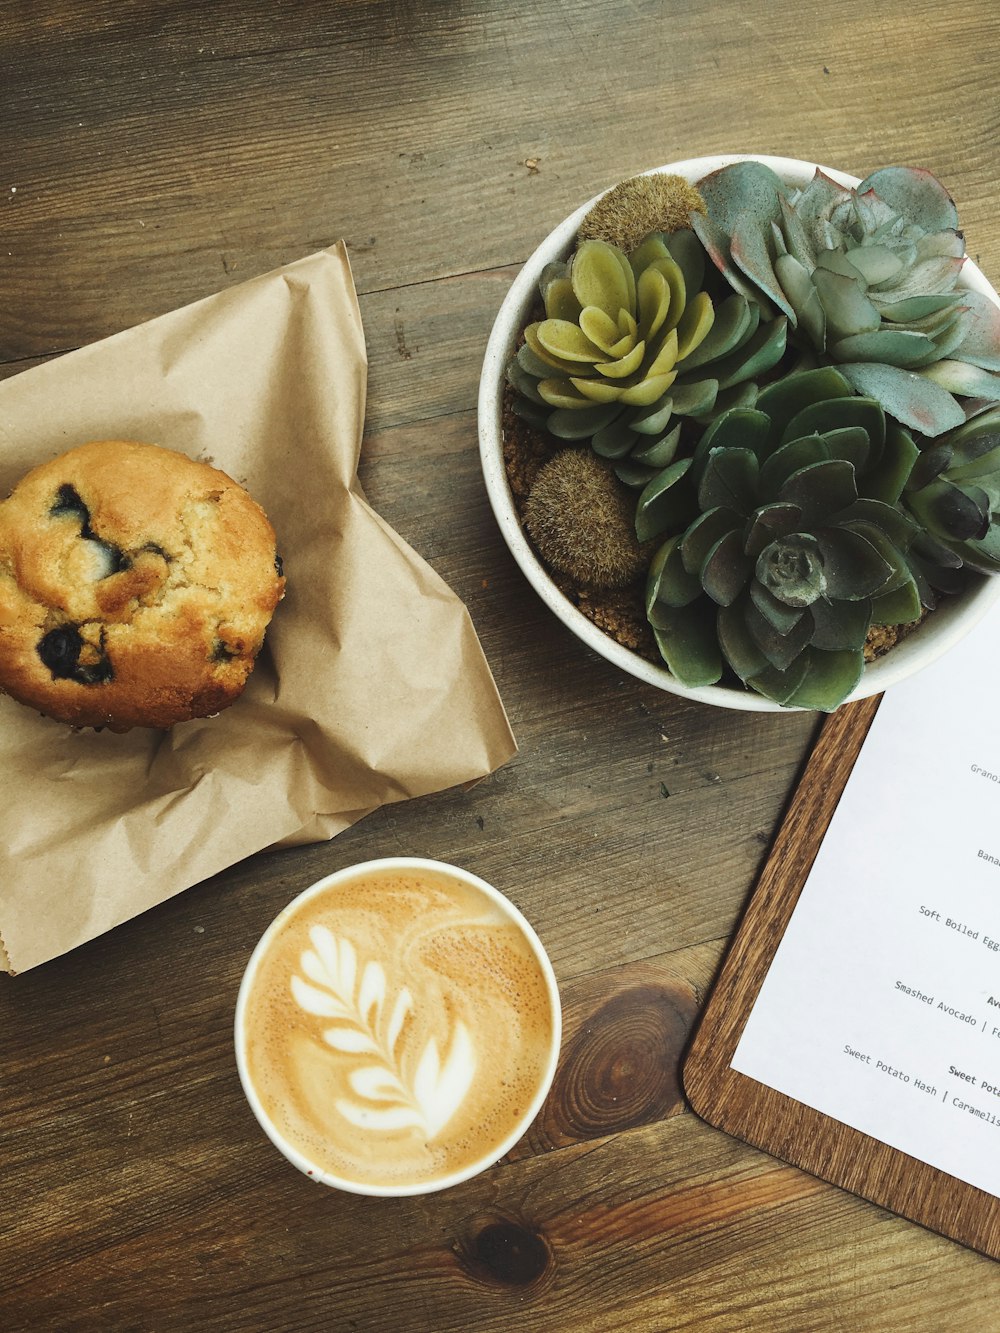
[291,925,476,1139]
[241,866,556,1189]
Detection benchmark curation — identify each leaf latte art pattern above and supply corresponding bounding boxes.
[290,925,476,1139]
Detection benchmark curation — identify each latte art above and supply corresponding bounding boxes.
[291,926,476,1139]
[236,861,560,1194]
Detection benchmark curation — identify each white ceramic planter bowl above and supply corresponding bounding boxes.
[478,154,1000,711]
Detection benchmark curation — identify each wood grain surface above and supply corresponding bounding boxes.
[3,1,1000,1329]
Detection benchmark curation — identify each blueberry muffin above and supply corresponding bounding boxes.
[0,440,286,730]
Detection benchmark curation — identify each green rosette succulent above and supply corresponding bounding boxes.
[904,405,1000,573]
[507,230,787,484]
[641,367,935,711]
[691,161,1000,437]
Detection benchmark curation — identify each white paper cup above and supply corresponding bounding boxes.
[234,857,561,1196]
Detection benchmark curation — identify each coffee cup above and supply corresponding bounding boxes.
[234,857,561,1196]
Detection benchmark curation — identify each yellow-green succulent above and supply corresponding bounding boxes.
[507,230,788,485]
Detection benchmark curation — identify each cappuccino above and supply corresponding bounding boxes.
[235,859,560,1195]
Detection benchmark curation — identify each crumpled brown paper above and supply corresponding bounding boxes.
[0,245,516,973]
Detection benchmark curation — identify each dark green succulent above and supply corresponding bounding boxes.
[506,230,787,481]
[692,161,1000,437]
[904,405,1000,573]
[642,367,931,710]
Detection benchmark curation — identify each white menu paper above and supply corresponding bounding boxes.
[732,604,1000,1199]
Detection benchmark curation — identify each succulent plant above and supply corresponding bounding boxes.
[904,404,1000,573]
[501,159,1000,712]
[692,161,1000,437]
[507,230,788,482]
[642,366,934,710]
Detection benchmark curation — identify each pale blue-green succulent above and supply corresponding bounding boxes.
[692,162,1000,437]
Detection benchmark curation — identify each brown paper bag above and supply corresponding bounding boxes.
[0,245,516,973]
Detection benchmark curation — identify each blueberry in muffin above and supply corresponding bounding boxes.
[0,440,286,730]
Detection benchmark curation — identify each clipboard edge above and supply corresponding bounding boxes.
[681,694,1000,1262]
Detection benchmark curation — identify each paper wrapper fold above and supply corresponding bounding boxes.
[0,245,516,973]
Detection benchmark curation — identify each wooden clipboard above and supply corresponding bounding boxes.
[682,694,1000,1260]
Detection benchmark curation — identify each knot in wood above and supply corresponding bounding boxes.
[455,1217,553,1289]
[552,984,691,1138]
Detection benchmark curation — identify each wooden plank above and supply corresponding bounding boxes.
[4,1103,999,1331]
[0,265,521,435]
[3,1,999,361]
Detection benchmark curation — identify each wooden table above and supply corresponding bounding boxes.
[3,2,999,1327]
